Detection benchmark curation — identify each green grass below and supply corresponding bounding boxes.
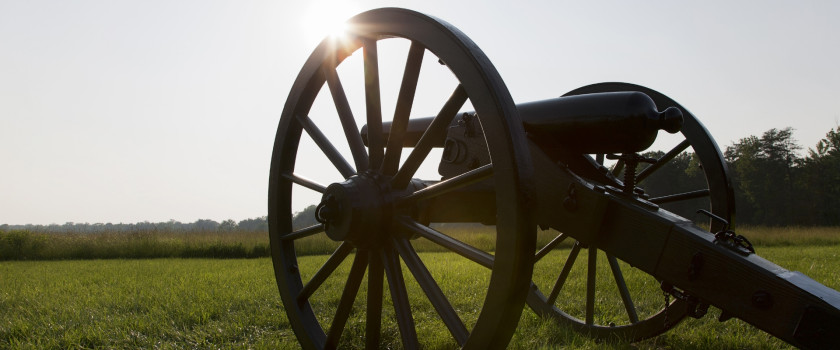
[0,259,296,349]
[3,242,839,349]
[3,225,839,260]
[0,226,558,260]
[0,230,271,260]
[737,226,840,247]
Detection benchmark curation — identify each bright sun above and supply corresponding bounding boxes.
[300,1,360,46]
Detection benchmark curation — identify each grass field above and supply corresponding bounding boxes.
[4,225,839,261]
[0,230,271,261]
[2,238,839,349]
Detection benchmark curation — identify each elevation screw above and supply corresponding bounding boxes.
[607,153,656,195]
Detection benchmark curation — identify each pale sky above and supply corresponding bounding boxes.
[2,0,838,225]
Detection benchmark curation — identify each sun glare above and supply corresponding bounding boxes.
[300,1,360,46]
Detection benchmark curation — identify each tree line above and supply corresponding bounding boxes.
[0,217,270,233]
[2,126,837,232]
[641,126,840,227]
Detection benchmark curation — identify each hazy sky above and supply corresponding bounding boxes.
[2,0,838,225]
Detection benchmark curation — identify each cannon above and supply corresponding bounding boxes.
[268,8,840,349]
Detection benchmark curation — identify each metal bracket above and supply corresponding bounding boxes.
[696,209,755,256]
[713,230,755,256]
[661,281,709,319]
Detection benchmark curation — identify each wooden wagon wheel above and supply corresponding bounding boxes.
[268,8,535,349]
[526,82,735,341]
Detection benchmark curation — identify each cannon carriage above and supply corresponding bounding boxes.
[268,8,840,349]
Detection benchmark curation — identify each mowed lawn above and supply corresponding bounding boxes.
[2,244,840,349]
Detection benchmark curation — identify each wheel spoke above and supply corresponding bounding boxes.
[363,38,384,171]
[394,238,469,346]
[365,249,384,349]
[382,42,424,176]
[382,242,419,349]
[585,247,597,325]
[296,114,356,179]
[324,250,368,348]
[649,189,710,204]
[612,159,625,177]
[392,85,468,189]
[280,224,324,241]
[323,64,369,173]
[282,172,327,193]
[637,139,691,182]
[297,242,353,305]
[595,153,605,165]
[547,242,581,305]
[535,232,568,262]
[396,216,493,269]
[607,255,639,324]
[397,164,493,206]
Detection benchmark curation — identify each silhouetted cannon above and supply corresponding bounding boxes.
[268,8,840,349]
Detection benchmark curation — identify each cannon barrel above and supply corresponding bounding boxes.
[361,91,684,154]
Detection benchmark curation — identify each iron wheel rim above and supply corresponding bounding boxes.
[526,82,735,342]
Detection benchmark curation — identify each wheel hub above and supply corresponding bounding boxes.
[315,172,392,246]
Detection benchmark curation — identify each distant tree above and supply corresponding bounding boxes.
[218,219,238,232]
[798,126,840,225]
[135,221,156,231]
[292,205,318,230]
[238,217,268,232]
[194,219,220,231]
[725,128,801,226]
[158,221,176,231]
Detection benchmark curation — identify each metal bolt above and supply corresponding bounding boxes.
[752,290,774,309]
[563,184,578,211]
